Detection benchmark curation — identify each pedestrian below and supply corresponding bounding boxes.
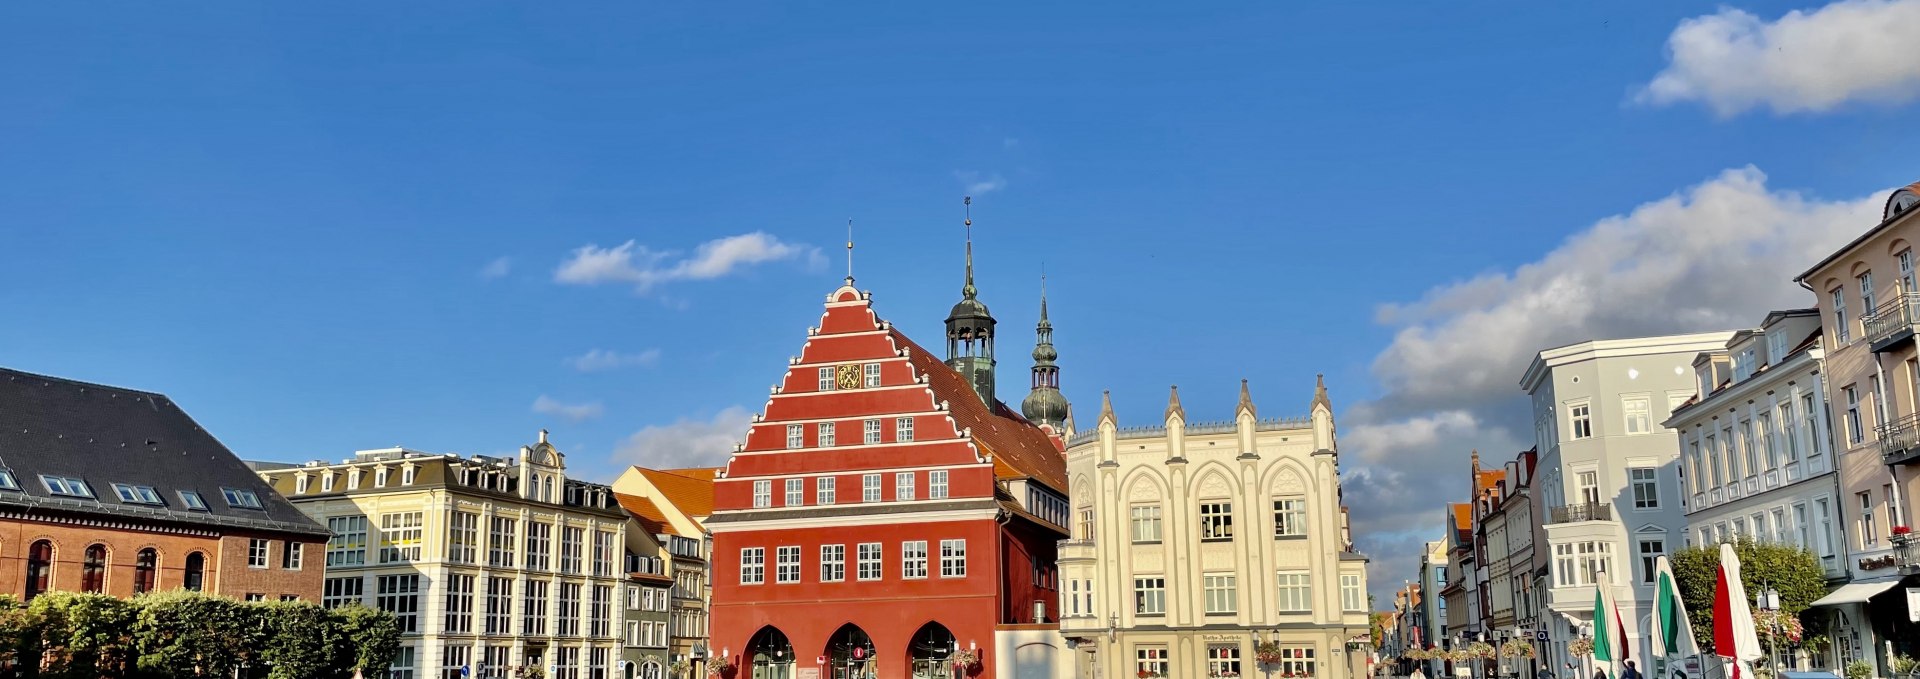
[1622,660,1643,679]
[1413,665,1429,679]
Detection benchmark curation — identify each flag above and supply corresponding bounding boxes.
[1592,581,1629,678]
[1711,544,1763,679]
[1653,555,1700,660]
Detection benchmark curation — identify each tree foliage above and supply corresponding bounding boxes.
[1668,537,1828,654]
[0,589,409,679]
[30,591,138,679]
[336,602,402,675]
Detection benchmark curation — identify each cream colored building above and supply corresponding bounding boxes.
[258,431,631,679]
[1059,379,1369,679]
[1793,182,1920,675]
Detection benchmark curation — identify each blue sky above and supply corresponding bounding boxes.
[4,1,1918,597]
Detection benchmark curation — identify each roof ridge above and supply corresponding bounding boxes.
[0,366,170,400]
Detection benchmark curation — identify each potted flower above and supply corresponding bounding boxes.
[1845,660,1874,679]
[1466,642,1497,660]
[1137,670,1166,679]
[1889,654,1918,679]
[1257,641,1286,666]
[1568,638,1595,658]
[952,648,980,674]
[706,658,735,679]
[1500,639,1536,659]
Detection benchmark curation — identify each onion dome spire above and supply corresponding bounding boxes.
[1021,274,1068,430]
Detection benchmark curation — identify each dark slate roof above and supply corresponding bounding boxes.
[0,366,328,537]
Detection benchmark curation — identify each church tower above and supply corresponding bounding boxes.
[946,197,997,404]
[1021,280,1068,431]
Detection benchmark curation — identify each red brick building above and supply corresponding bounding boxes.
[707,264,1072,679]
[0,367,329,602]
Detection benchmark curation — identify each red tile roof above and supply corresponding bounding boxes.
[659,467,720,482]
[890,329,1068,493]
[615,493,677,537]
[633,467,715,521]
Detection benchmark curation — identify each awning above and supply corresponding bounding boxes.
[1808,577,1904,607]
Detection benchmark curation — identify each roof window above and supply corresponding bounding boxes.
[41,475,93,498]
[221,487,262,509]
[112,483,164,505]
[0,470,17,491]
[179,490,209,511]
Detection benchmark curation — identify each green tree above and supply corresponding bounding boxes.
[1668,537,1827,654]
[133,590,258,678]
[29,591,138,678]
[260,601,348,679]
[335,603,401,677]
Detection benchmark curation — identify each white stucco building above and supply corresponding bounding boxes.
[1667,309,1848,669]
[1521,333,1732,676]
[1058,379,1369,679]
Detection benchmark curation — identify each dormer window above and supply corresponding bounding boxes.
[295,475,310,494]
[321,473,335,493]
[401,465,416,486]
[179,491,209,511]
[41,475,92,498]
[112,483,164,505]
[221,487,263,509]
[375,467,389,488]
[348,470,362,490]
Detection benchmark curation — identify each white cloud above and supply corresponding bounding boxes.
[612,406,753,469]
[479,256,512,279]
[954,170,1007,197]
[566,348,662,372]
[1638,0,1920,115]
[1345,167,1889,596]
[554,232,823,293]
[531,395,604,423]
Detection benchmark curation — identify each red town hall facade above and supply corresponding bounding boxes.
[708,257,1075,679]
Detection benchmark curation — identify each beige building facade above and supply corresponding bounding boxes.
[1794,182,1920,674]
[1059,379,1369,679]
[259,431,631,679]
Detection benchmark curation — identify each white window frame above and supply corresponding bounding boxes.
[929,470,949,499]
[818,422,836,447]
[896,472,915,501]
[863,473,882,502]
[1203,573,1237,614]
[818,367,833,391]
[896,417,914,442]
[775,546,801,584]
[820,544,846,582]
[1568,401,1593,440]
[864,362,881,387]
[940,539,966,577]
[786,424,804,449]
[1133,577,1166,615]
[1629,467,1659,510]
[1277,571,1312,612]
[817,476,836,505]
[753,480,772,508]
[856,542,883,581]
[784,478,804,507]
[864,419,882,444]
[902,540,928,579]
[739,547,765,585]
[1622,396,1651,435]
[1131,504,1163,542]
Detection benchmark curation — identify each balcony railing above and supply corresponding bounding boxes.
[1892,532,1918,574]
[1876,412,1920,466]
[1547,502,1612,525]
[1862,292,1920,350]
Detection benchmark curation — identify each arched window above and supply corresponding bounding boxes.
[133,548,158,594]
[183,552,205,592]
[25,540,53,600]
[746,625,795,679]
[825,624,873,679]
[81,544,107,593]
[908,622,956,678]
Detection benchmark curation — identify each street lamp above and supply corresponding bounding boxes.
[1758,586,1783,674]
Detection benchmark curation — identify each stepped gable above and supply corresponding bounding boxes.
[890,329,1066,492]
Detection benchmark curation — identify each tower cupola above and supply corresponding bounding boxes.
[946,196,997,404]
[1021,279,1068,430]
